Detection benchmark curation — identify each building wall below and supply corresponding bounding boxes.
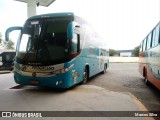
[109,57,138,62]
[120,52,132,57]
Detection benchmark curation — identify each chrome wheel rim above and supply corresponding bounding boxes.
[83,69,88,83]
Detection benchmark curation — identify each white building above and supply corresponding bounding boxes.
[117,50,133,57]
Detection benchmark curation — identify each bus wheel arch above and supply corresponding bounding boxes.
[143,67,146,78]
[105,63,108,69]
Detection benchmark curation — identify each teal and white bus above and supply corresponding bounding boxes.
[5,12,109,88]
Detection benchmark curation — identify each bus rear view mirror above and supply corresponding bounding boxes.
[75,25,80,34]
[5,26,22,42]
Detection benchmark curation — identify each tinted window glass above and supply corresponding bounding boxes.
[143,39,147,51]
[146,33,152,49]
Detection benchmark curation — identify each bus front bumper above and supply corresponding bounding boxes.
[14,71,74,89]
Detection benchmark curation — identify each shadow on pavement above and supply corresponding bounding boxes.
[0,70,12,74]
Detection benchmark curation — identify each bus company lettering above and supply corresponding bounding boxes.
[32,66,54,71]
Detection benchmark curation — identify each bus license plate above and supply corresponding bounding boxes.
[30,80,39,84]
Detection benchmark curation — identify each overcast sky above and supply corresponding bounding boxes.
[0,0,159,50]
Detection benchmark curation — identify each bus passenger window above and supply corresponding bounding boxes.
[143,39,147,51]
[152,25,160,47]
[155,25,160,45]
[140,42,143,52]
[146,33,152,49]
[6,55,12,62]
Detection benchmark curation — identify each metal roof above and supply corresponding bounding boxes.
[15,0,56,7]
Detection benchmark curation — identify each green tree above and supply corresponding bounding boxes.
[132,46,140,57]
[6,40,15,50]
[0,32,15,49]
[4,40,15,50]
[109,49,118,56]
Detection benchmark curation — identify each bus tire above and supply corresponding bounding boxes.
[143,68,150,86]
[82,67,89,84]
[144,78,150,86]
[102,64,107,74]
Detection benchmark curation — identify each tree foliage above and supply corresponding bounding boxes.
[0,32,15,50]
[6,40,15,50]
[132,46,140,57]
[109,49,118,56]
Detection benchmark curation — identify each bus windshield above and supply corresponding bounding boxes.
[17,19,70,65]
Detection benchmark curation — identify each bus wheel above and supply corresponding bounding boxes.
[143,68,150,86]
[144,78,150,86]
[102,64,107,74]
[82,68,88,84]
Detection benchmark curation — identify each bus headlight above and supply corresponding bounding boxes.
[57,64,74,74]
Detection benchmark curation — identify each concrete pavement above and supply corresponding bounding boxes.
[0,73,154,120]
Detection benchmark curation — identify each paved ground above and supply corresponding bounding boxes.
[0,85,145,119]
[0,63,159,120]
[88,63,160,111]
[87,63,160,120]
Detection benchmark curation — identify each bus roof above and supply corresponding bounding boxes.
[27,12,74,21]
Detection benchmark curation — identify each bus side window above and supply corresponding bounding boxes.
[152,25,159,47]
[159,24,160,43]
[143,38,147,51]
[152,29,156,47]
[146,33,152,49]
[71,33,80,54]
[140,42,143,52]
[6,55,10,61]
